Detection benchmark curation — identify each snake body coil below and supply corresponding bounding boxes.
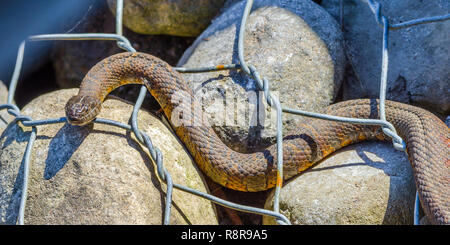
[65,52,449,224]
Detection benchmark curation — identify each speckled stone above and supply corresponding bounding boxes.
[264,142,416,225]
[0,89,217,225]
[178,0,345,152]
[107,0,227,36]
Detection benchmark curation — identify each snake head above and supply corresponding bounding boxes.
[65,95,102,126]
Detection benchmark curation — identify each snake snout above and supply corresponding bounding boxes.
[65,95,101,126]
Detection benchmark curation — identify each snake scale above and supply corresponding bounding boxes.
[65,52,449,225]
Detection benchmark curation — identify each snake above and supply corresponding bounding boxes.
[65,52,449,225]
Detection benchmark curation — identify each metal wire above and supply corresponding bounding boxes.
[238,0,286,219]
[0,0,448,225]
[115,0,123,36]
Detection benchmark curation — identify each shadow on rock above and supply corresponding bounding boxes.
[44,123,92,180]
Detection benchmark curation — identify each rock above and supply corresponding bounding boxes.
[0,81,14,133]
[51,0,195,111]
[0,89,217,225]
[107,0,227,36]
[263,142,415,225]
[178,0,345,152]
[322,0,450,114]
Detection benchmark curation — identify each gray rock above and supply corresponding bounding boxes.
[107,0,227,36]
[178,0,345,152]
[264,142,415,225]
[322,0,450,114]
[0,89,217,225]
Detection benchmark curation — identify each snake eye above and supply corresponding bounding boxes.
[65,95,101,126]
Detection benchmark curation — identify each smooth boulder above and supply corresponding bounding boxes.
[178,0,345,152]
[264,142,416,225]
[107,0,227,36]
[0,89,217,224]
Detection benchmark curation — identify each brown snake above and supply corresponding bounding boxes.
[65,52,449,225]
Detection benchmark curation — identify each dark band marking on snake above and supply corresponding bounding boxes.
[65,52,449,225]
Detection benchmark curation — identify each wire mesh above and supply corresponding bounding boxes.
[0,0,448,225]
